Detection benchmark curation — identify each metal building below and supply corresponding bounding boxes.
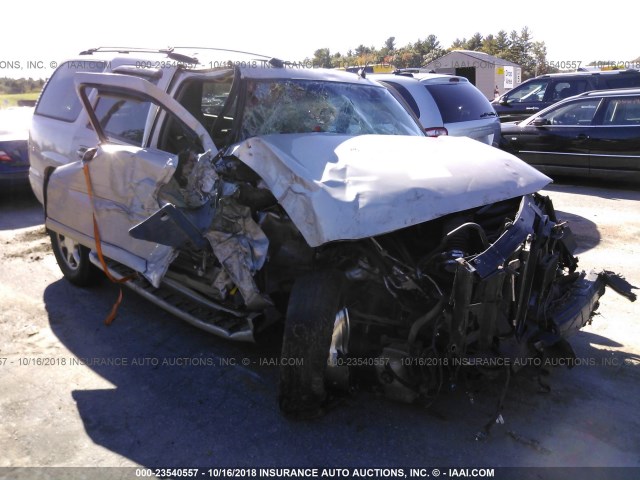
[423,50,522,100]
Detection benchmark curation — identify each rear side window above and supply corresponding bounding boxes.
[380,81,421,118]
[35,61,107,122]
[424,83,494,123]
[602,75,640,89]
[547,79,591,101]
[602,97,640,125]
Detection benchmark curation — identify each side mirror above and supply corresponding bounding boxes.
[532,117,549,127]
[81,147,98,162]
[499,98,511,106]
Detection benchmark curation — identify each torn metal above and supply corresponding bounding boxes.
[205,194,270,311]
[230,133,552,247]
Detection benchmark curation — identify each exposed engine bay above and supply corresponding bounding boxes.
[124,144,633,419]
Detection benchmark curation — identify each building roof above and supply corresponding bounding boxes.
[424,50,520,69]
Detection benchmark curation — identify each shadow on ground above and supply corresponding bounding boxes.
[554,210,601,254]
[43,277,640,468]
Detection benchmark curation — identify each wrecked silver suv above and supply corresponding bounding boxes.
[29,49,631,418]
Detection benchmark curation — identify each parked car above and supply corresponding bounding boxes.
[0,106,33,189]
[370,72,500,145]
[492,69,640,122]
[499,88,640,182]
[30,48,629,418]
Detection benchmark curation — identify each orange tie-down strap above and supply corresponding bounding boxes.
[82,161,136,325]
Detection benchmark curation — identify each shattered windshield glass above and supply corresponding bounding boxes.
[240,79,424,139]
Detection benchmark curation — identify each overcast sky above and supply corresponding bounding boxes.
[1,0,634,79]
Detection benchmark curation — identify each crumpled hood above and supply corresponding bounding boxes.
[231,133,551,247]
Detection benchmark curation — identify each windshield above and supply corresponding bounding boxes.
[240,79,424,139]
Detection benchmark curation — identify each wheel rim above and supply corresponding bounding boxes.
[55,233,82,271]
[329,307,350,364]
[326,307,350,390]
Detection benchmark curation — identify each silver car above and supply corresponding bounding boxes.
[29,48,628,419]
[371,72,501,145]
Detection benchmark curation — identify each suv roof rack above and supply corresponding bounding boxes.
[538,68,640,79]
[78,47,276,65]
[582,86,640,97]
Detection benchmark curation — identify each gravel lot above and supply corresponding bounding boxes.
[0,181,638,478]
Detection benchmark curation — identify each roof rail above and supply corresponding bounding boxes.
[79,47,199,64]
[78,47,276,65]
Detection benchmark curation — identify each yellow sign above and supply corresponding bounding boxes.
[497,67,504,75]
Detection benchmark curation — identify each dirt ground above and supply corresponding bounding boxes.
[0,182,639,477]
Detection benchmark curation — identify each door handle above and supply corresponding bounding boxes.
[526,107,540,111]
[576,134,589,141]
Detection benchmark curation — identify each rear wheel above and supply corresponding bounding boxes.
[49,231,101,286]
[279,270,349,418]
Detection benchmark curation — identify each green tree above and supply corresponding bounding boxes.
[451,38,466,49]
[355,44,372,56]
[481,34,498,55]
[405,35,445,66]
[531,41,552,76]
[312,48,333,68]
[390,42,418,68]
[512,27,537,78]
[464,33,484,51]
[495,30,511,56]
[382,36,396,54]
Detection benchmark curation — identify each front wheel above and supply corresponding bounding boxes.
[279,270,349,419]
[49,231,101,286]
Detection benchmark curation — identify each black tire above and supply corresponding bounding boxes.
[279,270,346,419]
[49,230,101,286]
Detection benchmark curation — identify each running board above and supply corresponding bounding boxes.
[89,253,256,342]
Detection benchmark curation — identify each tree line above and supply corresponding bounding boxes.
[0,77,45,95]
[310,27,582,80]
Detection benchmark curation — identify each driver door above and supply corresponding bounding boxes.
[508,98,602,175]
[498,78,550,122]
[45,72,217,283]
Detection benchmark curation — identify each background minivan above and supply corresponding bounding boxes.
[372,72,500,146]
[492,69,640,122]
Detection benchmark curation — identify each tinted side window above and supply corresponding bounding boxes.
[539,99,601,125]
[547,79,591,101]
[380,81,421,118]
[504,79,549,103]
[35,61,107,122]
[602,97,640,125]
[424,83,493,123]
[93,94,152,146]
[602,75,640,89]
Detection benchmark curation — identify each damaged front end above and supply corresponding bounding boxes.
[99,138,631,415]
[280,192,634,416]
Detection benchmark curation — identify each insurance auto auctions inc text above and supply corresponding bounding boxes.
[249,468,494,477]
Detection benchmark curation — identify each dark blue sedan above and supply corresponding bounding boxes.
[0,107,33,189]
